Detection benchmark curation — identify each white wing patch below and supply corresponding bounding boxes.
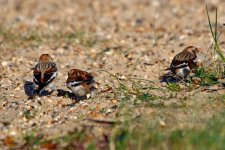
[172,62,188,69]
[193,58,197,63]
[46,71,57,83]
[67,80,83,87]
[33,75,39,82]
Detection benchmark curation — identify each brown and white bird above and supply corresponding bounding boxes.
[66,69,97,98]
[166,46,200,79]
[33,54,57,94]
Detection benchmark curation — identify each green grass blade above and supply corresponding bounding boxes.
[206,5,225,62]
[206,5,215,40]
[215,7,218,40]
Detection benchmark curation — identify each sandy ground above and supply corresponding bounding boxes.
[0,0,225,149]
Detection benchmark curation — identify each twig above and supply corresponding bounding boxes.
[84,118,121,125]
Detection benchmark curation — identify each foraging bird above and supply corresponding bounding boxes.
[166,46,200,79]
[33,54,57,94]
[66,69,97,98]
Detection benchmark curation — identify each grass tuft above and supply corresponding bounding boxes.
[206,5,225,62]
[0,27,101,48]
[194,67,219,86]
[190,6,225,87]
[167,83,181,92]
[99,70,167,104]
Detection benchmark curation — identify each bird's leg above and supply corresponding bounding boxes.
[90,88,98,98]
[90,83,99,98]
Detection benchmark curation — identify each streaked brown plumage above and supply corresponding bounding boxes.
[66,69,96,97]
[33,54,57,94]
[166,46,200,78]
[39,54,53,62]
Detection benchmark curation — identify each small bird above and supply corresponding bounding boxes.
[66,69,97,98]
[166,46,200,79]
[33,54,57,94]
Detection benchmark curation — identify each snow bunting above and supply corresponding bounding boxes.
[166,46,200,79]
[66,69,97,98]
[33,54,57,94]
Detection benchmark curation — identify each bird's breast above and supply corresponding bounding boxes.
[175,66,190,78]
[67,84,90,96]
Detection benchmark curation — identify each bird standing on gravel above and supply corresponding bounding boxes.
[166,46,200,79]
[33,54,57,94]
[66,69,97,98]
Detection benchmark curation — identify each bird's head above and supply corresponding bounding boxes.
[185,46,202,54]
[39,54,53,62]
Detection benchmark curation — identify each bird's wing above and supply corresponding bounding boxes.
[33,62,57,84]
[173,51,196,62]
[67,70,94,87]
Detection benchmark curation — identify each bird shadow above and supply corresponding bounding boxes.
[24,81,91,104]
[23,80,36,98]
[23,80,55,99]
[56,89,88,102]
[159,72,182,83]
